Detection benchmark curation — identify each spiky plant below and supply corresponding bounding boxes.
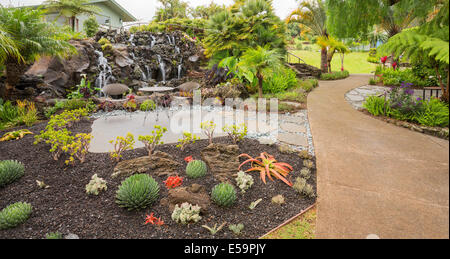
[186,160,208,179]
[211,183,237,207]
[0,202,32,230]
[0,160,25,188]
[116,174,160,211]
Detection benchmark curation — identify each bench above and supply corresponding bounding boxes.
[423,87,442,100]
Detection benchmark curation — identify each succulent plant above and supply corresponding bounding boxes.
[293,177,316,199]
[0,202,32,230]
[86,174,108,195]
[229,223,244,236]
[235,171,254,194]
[140,100,156,111]
[0,160,25,188]
[211,183,237,207]
[45,232,62,239]
[186,160,208,179]
[303,160,315,169]
[300,168,311,180]
[171,202,202,225]
[116,174,160,211]
[271,195,285,205]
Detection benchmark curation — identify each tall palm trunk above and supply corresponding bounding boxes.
[320,48,328,73]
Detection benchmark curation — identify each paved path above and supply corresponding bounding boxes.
[308,75,449,239]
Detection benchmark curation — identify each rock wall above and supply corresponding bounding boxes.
[7,30,202,101]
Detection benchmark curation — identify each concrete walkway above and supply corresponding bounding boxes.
[308,75,449,239]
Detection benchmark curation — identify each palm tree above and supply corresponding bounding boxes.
[0,25,22,64]
[287,0,328,73]
[44,0,100,31]
[154,0,189,22]
[317,36,350,73]
[0,7,75,99]
[238,46,284,98]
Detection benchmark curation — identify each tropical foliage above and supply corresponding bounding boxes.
[0,7,75,99]
[44,0,101,31]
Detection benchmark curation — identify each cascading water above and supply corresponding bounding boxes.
[150,36,156,49]
[129,34,135,46]
[94,50,114,96]
[178,58,183,79]
[145,65,152,80]
[157,55,166,83]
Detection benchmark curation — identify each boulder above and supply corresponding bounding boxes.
[176,82,200,92]
[160,184,211,213]
[112,151,182,179]
[102,83,130,96]
[201,144,241,182]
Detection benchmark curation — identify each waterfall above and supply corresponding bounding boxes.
[145,65,152,80]
[129,34,135,46]
[178,58,183,79]
[166,35,172,45]
[157,55,166,83]
[175,46,180,54]
[150,36,156,49]
[94,50,114,96]
[172,35,175,45]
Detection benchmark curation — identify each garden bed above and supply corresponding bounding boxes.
[0,120,316,239]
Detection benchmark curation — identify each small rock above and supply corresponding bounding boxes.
[271,195,285,205]
[64,233,80,239]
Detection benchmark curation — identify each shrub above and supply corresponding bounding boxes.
[109,133,135,162]
[298,79,318,92]
[211,183,237,207]
[16,100,38,127]
[83,15,99,37]
[363,96,391,117]
[0,99,19,126]
[320,70,350,80]
[200,121,216,145]
[369,78,377,85]
[0,202,32,230]
[223,124,248,144]
[235,171,254,194]
[62,133,93,165]
[186,160,208,179]
[262,67,298,94]
[171,202,202,225]
[176,131,200,151]
[303,160,315,169]
[0,160,25,188]
[86,174,107,196]
[138,125,167,157]
[116,174,160,211]
[415,98,449,127]
[140,100,157,111]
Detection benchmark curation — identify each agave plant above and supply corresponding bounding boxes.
[238,152,293,187]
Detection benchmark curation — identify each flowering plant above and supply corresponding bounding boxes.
[389,82,422,119]
[145,213,164,226]
[184,156,194,163]
[381,56,388,64]
[164,175,183,189]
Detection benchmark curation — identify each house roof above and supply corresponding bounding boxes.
[19,0,137,22]
[90,0,137,22]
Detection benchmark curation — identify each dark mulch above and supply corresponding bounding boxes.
[0,119,316,239]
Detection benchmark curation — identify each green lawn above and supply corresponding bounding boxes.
[290,49,377,74]
[261,206,316,239]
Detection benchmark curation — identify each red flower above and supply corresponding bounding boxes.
[184,156,193,163]
[164,175,183,189]
[381,56,388,64]
[145,213,164,226]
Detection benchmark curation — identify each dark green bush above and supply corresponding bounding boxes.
[0,160,25,188]
[262,67,298,94]
[116,174,160,211]
[0,202,32,230]
[363,96,391,117]
[320,70,350,80]
[415,98,449,127]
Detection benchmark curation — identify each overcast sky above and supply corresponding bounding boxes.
[0,0,300,21]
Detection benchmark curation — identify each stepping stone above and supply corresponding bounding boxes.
[281,123,307,134]
[281,115,306,124]
[138,87,175,93]
[277,133,308,147]
[345,94,365,102]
